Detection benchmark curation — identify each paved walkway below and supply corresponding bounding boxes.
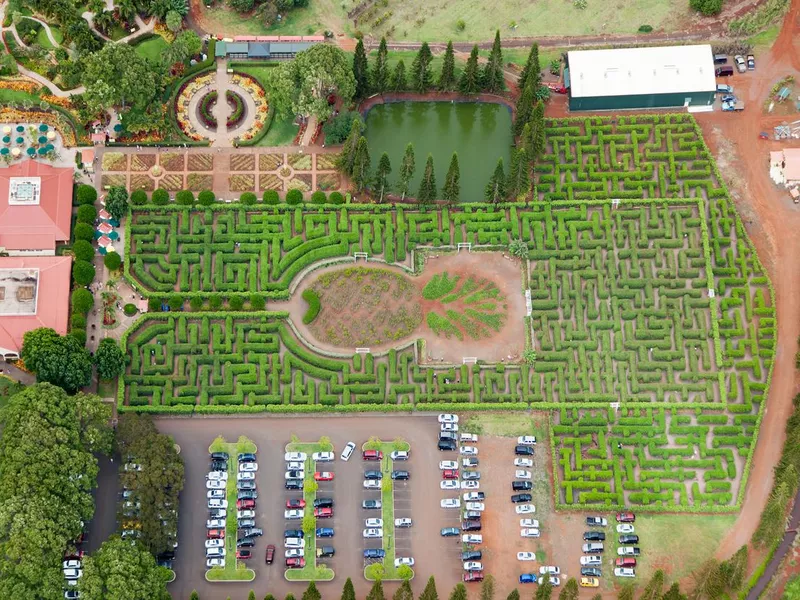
[24,16,60,48]
[210,60,232,147]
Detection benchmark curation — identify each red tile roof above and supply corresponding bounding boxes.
[0,160,73,252]
[0,256,72,355]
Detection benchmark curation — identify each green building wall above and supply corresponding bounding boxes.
[569,91,716,111]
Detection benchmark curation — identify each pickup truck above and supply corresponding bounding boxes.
[722,100,745,112]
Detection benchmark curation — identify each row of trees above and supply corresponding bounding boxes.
[352,33,507,98]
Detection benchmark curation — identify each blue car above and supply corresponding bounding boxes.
[519,574,538,584]
[364,548,385,559]
[441,527,460,537]
[316,527,334,538]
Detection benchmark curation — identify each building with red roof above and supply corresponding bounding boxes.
[0,160,73,255]
[0,256,73,359]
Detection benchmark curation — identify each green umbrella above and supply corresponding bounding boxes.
[38,136,47,144]
[0,148,8,156]
[108,231,119,241]
[2,136,9,144]
[98,247,107,255]
[15,137,23,145]
[93,230,102,239]
[26,147,35,156]
[15,125,23,133]
[45,144,54,151]
[37,147,47,155]
[113,124,122,132]
[38,124,47,133]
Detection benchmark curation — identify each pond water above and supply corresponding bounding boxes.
[364,101,513,202]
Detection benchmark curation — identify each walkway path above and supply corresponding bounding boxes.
[210,60,232,147]
[23,16,61,49]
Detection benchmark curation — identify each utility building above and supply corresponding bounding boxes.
[566,45,716,111]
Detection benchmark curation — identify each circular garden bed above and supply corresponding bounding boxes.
[198,91,218,130]
[226,91,245,129]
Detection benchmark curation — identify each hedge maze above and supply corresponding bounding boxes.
[122,114,775,511]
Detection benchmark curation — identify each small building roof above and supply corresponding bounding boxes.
[81,148,94,163]
[0,160,73,251]
[215,40,227,57]
[226,42,249,54]
[270,42,313,54]
[0,256,72,356]
[248,42,271,58]
[568,44,716,99]
[782,148,800,181]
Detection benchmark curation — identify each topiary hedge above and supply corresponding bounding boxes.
[301,289,320,324]
[263,190,280,205]
[286,189,303,205]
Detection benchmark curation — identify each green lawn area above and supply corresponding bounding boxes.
[97,378,117,399]
[748,24,781,50]
[34,22,63,49]
[463,413,545,439]
[205,436,257,582]
[284,438,335,582]
[134,36,169,63]
[0,89,42,104]
[195,0,338,37]
[108,22,131,41]
[230,63,298,147]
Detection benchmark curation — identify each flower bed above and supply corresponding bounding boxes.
[198,91,218,130]
[226,91,245,129]
[229,73,268,143]
[174,72,215,141]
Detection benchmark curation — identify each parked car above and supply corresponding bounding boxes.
[584,531,605,541]
[521,528,540,538]
[440,461,458,470]
[364,470,382,480]
[747,54,755,70]
[580,577,600,588]
[439,431,457,441]
[716,84,733,93]
[236,549,252,560]
[581,568,602,577]
[208,499,228,510]
[617,524,635,534]
[395,518,413,528]
[464,572,484,583]
[462,457,479,468]
[619,535,639,545]
[517,436,536,445]
[241,528,263,538]
[439,439,457,451]
[285,470,304,480]
[519,574,538,584]
[365,518,383,528]
[441,480,459,490]
[395,557,415,567]
[285,558,305,568]
[237,538,255,548]
[441,498,461,509]
[734,54,746,73]
[285,479,303,490]
[463,561,482,571]
[286,499,305,509]
[239,462,258,472]
[464,492,485,501]
[237,480,256,491]
[441,527,460,537]
[462,520,481,531]
[517,552,536,561]
[438,414,459,423]
[390,450,409,461]
[314,507,333,518]
[616,512,635,523]
[442,469,459,480]
[314,472,334,481]
[206,479,226,490]
[238,453,256,462]
[582,543,604,554]
[511,493,532,503]
[312,451,334,462]
[460,479,479,489]
[284,529,304,539]
[616,557,637,568]
[207,490,225,499]
[362,500,381,509]
[465,502,485,511]
[615,568,636,578]
[318,546,335,558]
[462,534,482,544]
[341,442,356,461]
[364,480,381,489]
[206,558,225,568]
[284,538,305,549]
[284,509,303,520]
[463,471,481,481]
[265,545,275,564]
[515,445,534,456]
[364,548,385,559]
[512,481,532,491]
[237,491,258,501]
[441,423,458,432]
[205,539,224,549]
[391,470,410,480]
[362,450,383,461]
[464,510,482,520]
[284,452,306,462]
[206,518,225,529]
[460,446,478,456]
[316,527,335,538]
[462,550,482,561]
[617,547,641,556]
[363,528,383,539]
[586,516,607,527]
[581,556,602,567]
[207,529,225,539]
[516,503,535,514]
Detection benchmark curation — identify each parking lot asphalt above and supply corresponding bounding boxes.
[141,415,463,599]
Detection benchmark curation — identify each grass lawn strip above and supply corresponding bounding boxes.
[284,439,335,582]
[206,436,256,582]
[362,438,412,581]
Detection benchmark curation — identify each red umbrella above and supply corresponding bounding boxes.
[98,209,111,220]
[97,235,112,248]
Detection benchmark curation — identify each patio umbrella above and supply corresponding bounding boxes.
[113,124,122,132]
[97,235,112,248]
[38,136,47,144]
[108,218,121,228]
[98,246,107,256]
[93,230,103,240]
[38,124,47,133]
[15,137,23,145]
[2,136,9,145]
[107,231,119,241]
[45,144,54,152]
[26,147,35,156]
[97,222,113,235]
[11,148,20,158]
[15,125,23,133]
[106,245,116,253]
[98,209,111,220]
[2,126,10,135]
[46,131,56,141]
[0,148,8,156]
[37,147,47,155]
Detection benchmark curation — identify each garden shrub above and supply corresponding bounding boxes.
[286,189,303,205]
[71,288,94,314]
[76,184,97,206]
[72,260,95,286]
[189,297,203,311]
[123,303,138,317]
[73,222,94,243]
[76,205,97,224]
[167,294,184,311]
[311,191,327,204]
[148,297,161,311]
[130,190,148,206]
[72,239,95,262]
[69,328,87,346]
[302,289,320,324]
[104,252,122,271]
[198,190,215,206]
[152,189,170,205]
[638,24,653,32]
[176,190,195,205]
[322,111,363,144]
[240,192,257,205]
[209,296,223,310]
[329,191,345,204]
[263,190,280,205]
[229,296,244,310]
[70,314,86,329]
[250,294,265,310]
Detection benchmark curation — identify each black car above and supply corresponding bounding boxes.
[362,500,381,509]
[364,548,385,559]
[237,480,256,491]
[364,470,382,480]
[210,461,227,472]
[463,471,481,481]
[240,528,263,538]
[236,538,256,548]
[514,445,534,456]
[462,550,482,561]
[157,551,176,561]
[619,535,639,545]
[285,479,303,490]
[512,481,532,491]
[317,545,335,558]
[585,517,607,527]
[238,490,258,500]
[583,531,605,542]
[65,592,81,600]
[313,498,334,509]
[438,439,457,451]
[238,453,256,462]
[284,529,304,539]
[391,470,410,480]
[581,568,602,578]
[511,493,532,503]
[461,520,481,531]
[156,559,173,568]
[210,452,229,461]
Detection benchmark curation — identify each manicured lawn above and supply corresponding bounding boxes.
[0,89,41,104]
[134,36,169,63]
[97,378,117,399]
[748,24,780,49]
[259,112,297,147]
[35,22,63,49]
[463,413,544,439]
[205,436,257,582]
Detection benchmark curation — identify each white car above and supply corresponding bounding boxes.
[464,492,484,501]
[364,480,381,489]
[520,518,539,527]
[463,561,483,571]
[465,502,485,511]
[617,524,635,534]
[521,528,541,538]
[581,556,602,566]
[516,504,535,514]
[237,510,255,519]
[206,518,226,528]
[395,557,415,567]
[207,490,225,499]
[206,479,226,490]
[517,436,537,445]
[341,442,356,461]
[545,577,561,587]
[462,458,479,468]
[312,451,334,462]
[460,446,478,456]
[285,548,304,558]
[206,558,225,568]
[618,547,639,556]
[285,470,304,480]
[514,458,533,468]
[284,452,307,462]
[395,518,412,527]
[515,470,532,480]
[540,566,561,576]
[438,414,459,424]
[439,461,458,470]
[460,433,478,443]
[286,461,304,471]
[208,499,227,509]
[441,423,459,432]
[390,450,409,461]
[239,462,258,472]
[285,538,305,549]
[63,560,81,570]
[461,481,480,490]
[237,472,255,481]
[64,568,83,580]
[205,539,224,548]
[462,534,482,544]
[363,528,383,538]
[517,552,536,561]
[441,480,459,490]
[284,509,303,520]
[365,518,383,528]
[615,568,636,578]
[207,471,228,481]
[441,498,461,509]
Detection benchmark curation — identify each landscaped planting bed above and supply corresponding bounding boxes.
[161,152,186,171]
[121,114,775,513]
[259,153,284,171]
[288,153,312,171]
[226,91,245,129]
[198,91,218,130]
[315,154,338,170]
[130,174,155,192]
[188,154,214,171]
[229,174,255,192]
[101,174,126,189]
[259,174,282,191]
[187,174,214,191]
[231,154,255,171]
[102,152,128,171]
[131,154,156,171]
[160,174,184,191]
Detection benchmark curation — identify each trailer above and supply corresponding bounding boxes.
[722,100,745,112]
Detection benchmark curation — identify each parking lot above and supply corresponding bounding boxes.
[146,416,462,599]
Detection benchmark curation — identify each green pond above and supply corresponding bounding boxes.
[364,101,513,202]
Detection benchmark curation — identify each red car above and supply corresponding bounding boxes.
[64,551,86,560]
[237,499,255,510]
[616,512,635,523]
[545,81,568,94]
[442,469,459,480]
[265,545,275,564]
[207,529,225,539]
[286,557,305,568]
[286,498,306,509]
[314,472,334,481]
[463,572,484,583]
[314,507,333,518]
[362,450,383,461]
[616,557,637,568]
[236,550,252,560]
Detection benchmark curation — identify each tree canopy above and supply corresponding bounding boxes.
[105,186,129,222]
[21,327,93,393]
[95,338,126,381]
[82,43,160,113]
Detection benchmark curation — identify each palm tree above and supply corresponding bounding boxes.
[93,10,115,34]
[116,0,137,23]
